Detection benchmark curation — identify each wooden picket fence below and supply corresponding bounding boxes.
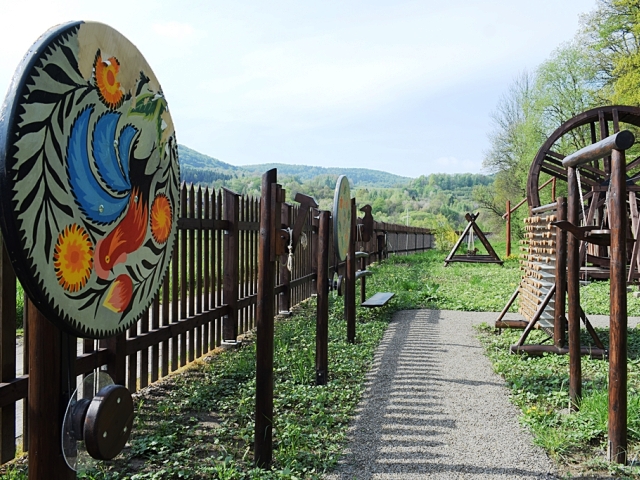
[0,182,433,464]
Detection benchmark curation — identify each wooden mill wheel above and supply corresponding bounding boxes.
[527,105,640,209]
[527,105,640,280]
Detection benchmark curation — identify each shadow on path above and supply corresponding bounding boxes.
[325,309,557,480]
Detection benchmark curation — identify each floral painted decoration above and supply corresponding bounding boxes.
[53,224,94,293]
[0,22,180,338]
[94,52,124,109]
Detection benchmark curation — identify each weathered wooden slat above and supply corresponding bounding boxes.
[171,233,179,372]
[0,240,16,462]
[216,190,223,347]
[125,307,229,355]
[240,195,247,333]
[188,185,196,362]
[127,322,138,393]
[196,187,203,359]
[76,349,110,376]
[151,294,160,383]
[203,189,211,354]
[177,217,231,231]
[161,275,170,377]
[180,185,188,367]
[139,309,149,389]
[0,377,28,408]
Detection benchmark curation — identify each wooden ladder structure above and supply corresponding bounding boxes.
[495,200,606,357]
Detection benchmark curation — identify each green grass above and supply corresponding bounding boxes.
[475,325,640,478]
[4,245,640,478]
[104,298,395,479]
[13,294,398,479]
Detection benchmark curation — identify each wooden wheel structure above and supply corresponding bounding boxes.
[528,106,640,207]
[527,105,640,279]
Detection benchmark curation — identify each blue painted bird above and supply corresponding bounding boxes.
[66,105,155,311]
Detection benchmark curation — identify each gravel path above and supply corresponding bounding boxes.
[326,309,559,480]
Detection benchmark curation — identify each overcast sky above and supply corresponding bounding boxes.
[0,0,596,178]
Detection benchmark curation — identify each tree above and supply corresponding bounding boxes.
[581,0,640,105]
[481,70,544,227]
[534,41,607,151]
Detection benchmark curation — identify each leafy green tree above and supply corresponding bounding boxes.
[581,0,640,105]
[534,41,607,147]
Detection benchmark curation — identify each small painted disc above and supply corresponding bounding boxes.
[0,22,179,338]
[333,175,351,261]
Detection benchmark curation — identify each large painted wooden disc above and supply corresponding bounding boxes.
[333,175,351,261]
[0,22,180,338]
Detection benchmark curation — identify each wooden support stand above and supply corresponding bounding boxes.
[254,170,316,467]
[609,147,628,464]
[506,200,511,257]
[254,170,277,467]
[223,188,240,343]
[567,167,582,410]
[444,213,503,266]
[316,211,330,385]
[554,197,567,349]
[345,199,356,344]
[0,240,16,463]
[557,128,633,464]
[28,301,75,480]
[279,203,292,315]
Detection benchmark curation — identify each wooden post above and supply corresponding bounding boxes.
[104,333,127,386]
[28,301,75,480]
[316,211,330,385]
[311,213,319,296]
[506,200,511,257]
[609,147,628,464]
[552,177,557,202]
[279,203,292,314]
[255,169,276,467]
[0,239,16,463]
[554,197,567,349]
[377,232,385,261]
[345,199,356,343]
[22,297,28,452]
[223,188,240,342]
[360,254,367,305]
[567,167,582,410]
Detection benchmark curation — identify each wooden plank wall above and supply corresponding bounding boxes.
[0,184,433,463]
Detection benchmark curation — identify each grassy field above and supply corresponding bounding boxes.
[3,245,640,478]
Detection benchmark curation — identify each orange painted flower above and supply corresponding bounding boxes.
[94,52,124,109]
[104,274,134,313]
[150,194,172,244]
[53,224,94,292]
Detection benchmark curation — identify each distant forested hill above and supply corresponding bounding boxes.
[178,145,240,186]
[176,144,494,231]
[178,145,239,172]
[241,163,410,187]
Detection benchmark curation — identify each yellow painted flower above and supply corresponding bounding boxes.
[53,224,94,292]
[94,52,124,109]
[150,194,172,244]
